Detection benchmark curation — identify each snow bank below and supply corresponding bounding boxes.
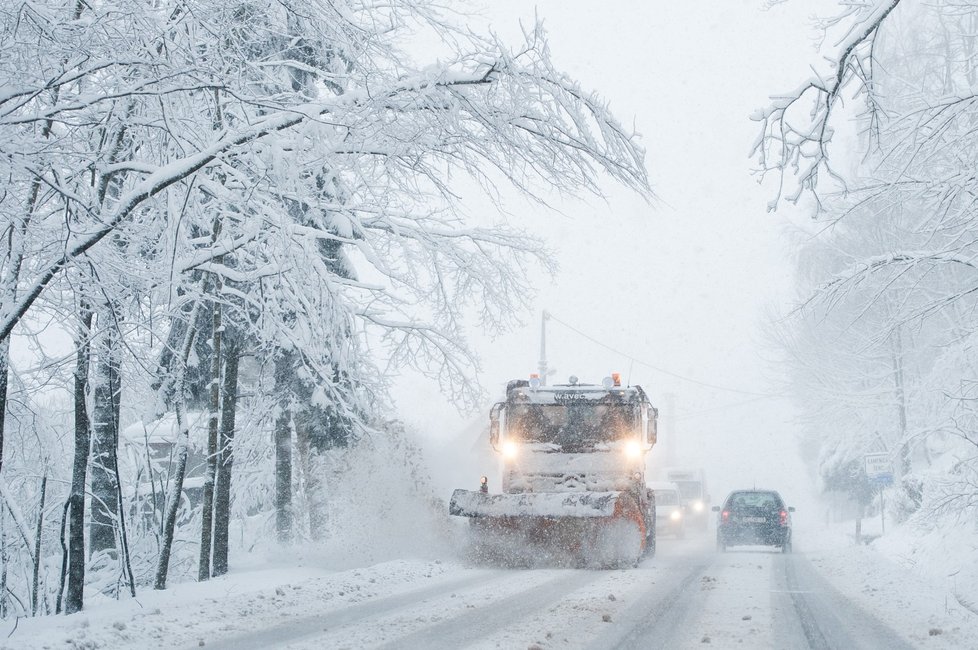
[874,516,978,615]
[0,559,457,650]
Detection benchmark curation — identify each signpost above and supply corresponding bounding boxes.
[864,452,893,535]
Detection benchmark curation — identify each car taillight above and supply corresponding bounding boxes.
[779,510,788,526]
[721,510,729,522]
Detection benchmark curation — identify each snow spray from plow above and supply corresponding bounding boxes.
[449,490,620,518]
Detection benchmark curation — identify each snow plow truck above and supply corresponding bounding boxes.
[449,374,658,567]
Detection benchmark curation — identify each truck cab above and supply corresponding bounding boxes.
[490,376,657,495]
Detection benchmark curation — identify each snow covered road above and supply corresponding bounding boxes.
[5,530,976,649]
[190,535,949,649]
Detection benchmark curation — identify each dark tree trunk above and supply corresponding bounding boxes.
[274,353,294,544]
[0,340,8,476]
[154,406,190,591]
[154,307,199,590]
[66,303,93,614]
[275,410,293,544]
[32,473,47,615]
[55,500,69,614]
[1,509,8,618]
[113,435,136,598]
[212,340,239,576]
[198,272,223,581]
[89,307,121,558]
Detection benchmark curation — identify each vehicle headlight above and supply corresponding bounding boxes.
[501,440,519,460]
[692,500,704,513]
[670,510,682,521]
[624,440,643,460]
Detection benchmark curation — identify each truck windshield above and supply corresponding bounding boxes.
[506,401,638,448]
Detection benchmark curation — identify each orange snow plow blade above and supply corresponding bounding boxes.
[449,489,620,519]
[450,490,647,568]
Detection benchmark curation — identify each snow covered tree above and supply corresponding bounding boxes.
[759,0,978,522]
[2,0,652,605]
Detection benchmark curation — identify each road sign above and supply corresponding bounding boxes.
[864,452,892,480]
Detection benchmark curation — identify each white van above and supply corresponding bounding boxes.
[648,481,685,538]
[664,468,710,530]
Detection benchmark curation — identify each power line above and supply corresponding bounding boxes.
[673,394,775,421]
[546,312,783,398]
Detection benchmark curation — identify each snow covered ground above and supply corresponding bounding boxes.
[803,519,978,646]
[4,520,977,649]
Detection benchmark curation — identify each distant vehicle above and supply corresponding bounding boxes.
[648,481,685,538]
[713,489,794,553]
[664,468,710,529]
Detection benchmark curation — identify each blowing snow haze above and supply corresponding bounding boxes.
[2,1,977,648]
[398,0,824,505]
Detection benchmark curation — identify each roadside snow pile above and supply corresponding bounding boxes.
[874,515,978,615]
[805,543,978,647]
[798,516,978,648]
[0,559,457,650]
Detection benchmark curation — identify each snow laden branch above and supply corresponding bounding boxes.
[0,18,646,344]
[751,0,902,211]
[1,0,650,426]
[801,248,978,334]
[0,48,647,338]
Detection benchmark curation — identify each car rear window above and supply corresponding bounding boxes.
[727,492,783,510]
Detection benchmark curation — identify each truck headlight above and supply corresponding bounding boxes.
[692,500,704,513]
[670,510,682,521]
[624,440,643,460]
[501,440,519,460]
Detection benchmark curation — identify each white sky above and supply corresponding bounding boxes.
[394,0,843,510]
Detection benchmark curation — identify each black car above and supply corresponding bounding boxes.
[713,489,794,553]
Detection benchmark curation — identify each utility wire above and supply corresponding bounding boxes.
[546,312,783,398]
[673,394,774,421]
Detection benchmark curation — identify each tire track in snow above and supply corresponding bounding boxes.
[200,567,503,650]
[775,552,914,650]
[204,566,600,650]
[369,569,603,650]
[584,556,715,649]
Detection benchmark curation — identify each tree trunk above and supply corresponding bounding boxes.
[154,404,190,591]
[275,410,293,544]
[198,270,223,582]
[294,414,327,542]
[55,500,69,614]
[89,306,121,558]
[0,340,8,477]
[1,508,7,618]
[113,434,136,598]
[212,340,239,577]
[890,327,912,477]
[66,303,93,614]
[32,473,46,615]
[154,307,200,590]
